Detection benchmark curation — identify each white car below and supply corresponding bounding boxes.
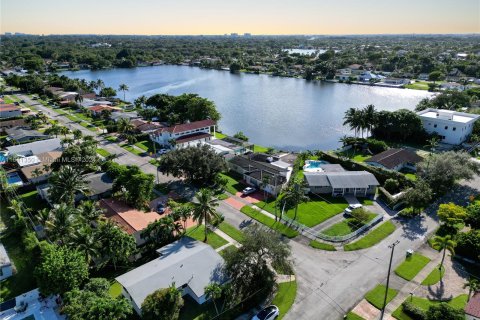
[242,187,256,195]
[158,149,169,155]
[344,204,363,215]
[252,305,279,320]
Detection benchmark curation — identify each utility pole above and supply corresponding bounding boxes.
[380,240,400,320]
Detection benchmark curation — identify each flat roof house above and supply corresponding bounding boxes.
[303,164,379,197]
[365,148,423,172]
[417,108,480,145]
[150,119,216,148]
[0,104,22,119]
[116,237,226,315]
[6,138,62,157]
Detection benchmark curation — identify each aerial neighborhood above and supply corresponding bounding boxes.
[1,3,480,320]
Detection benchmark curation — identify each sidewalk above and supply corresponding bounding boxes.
[213,228,241,252]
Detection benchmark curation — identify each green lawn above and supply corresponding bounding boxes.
[365,284,398,310]
[185,225,228,249]
[253,144,270,153]
[257,195,349,228]
[214,132,227,139]
[344,221,396,251]
[392,294,468,320]
[96,148,111,157]
[121,144,144,156]
[337,150,371,162]
[219,172,246,195]
[321,213,377,237]
[240,206,299,238]
[219,245,238,258]
[309,240,337,251]
[105,135,118,142]
[19,190,48,211]
[134,140,159,154]
[394,253,431,281]
[404,173,417,181]
[421,265,445,285]
[271,281,297,320]
[404,81,430,91]
[218,222,245,243]
[217,193,229,200]
[346,312,365,320]
[109,281,122,298]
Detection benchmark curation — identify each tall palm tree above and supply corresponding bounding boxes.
[363,104,376,137]
[117,118,135,136]
[282,180,309,221]
[118,84,129,101]
[49,165,89,205]
[96,79,105,91]
[73,129,83,142]
[431,235,456,272]
[78,200,103,222]
[464,278,479,302]
[205,283,222,315]
[60,126,70,138]
[192,188,219,242]
[46,203,79,242]
[343,108,361,137]
[67,225,100,265]
[173,204,192,231]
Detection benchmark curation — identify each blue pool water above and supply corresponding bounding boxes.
[7,173,23,185]
[0,154,7,163]
[304,160,329,169]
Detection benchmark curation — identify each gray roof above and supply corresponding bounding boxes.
[84,172,114,195]
[5,127,50,142]
[326,171,379,189]
[304,172,330,186]
[110,111,139,121]
[0,243,11,267]
[320,164,346,172]
[6,138,62,156]
[116,237,225,309]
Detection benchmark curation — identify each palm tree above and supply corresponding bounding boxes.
[118,84,129,101]
[49,165,89,205]
[424,136,440,153]
[31,167,43,179]
[173,204,192,231]
[78,200,103,222]
[363,104,376,137]
[74,94,83,104]
[67,225,100,265]
[46,203,79,242]
[343,107,361,137]
[464,278,479,301]
[282,180,309,221]
[431,235,457,272]
[60,126,70,138]
[45,124,61,138]
[205,283,222,315]
[96,79,105,91]
[192,188,219,242]
[117,118,135,136]
[73,129,83,142]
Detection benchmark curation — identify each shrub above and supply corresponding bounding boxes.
[366,139,388,153]
[455,230,480,262]
[402,301,426,320]
[384,178,400,194]
[398,207,419,218]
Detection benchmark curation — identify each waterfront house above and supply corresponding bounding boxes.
[228,153,293,196]
[150,119,216,148]
[88,105,121,116]
[365,148,423,172]
[303,164,379,197]
[110,111,140,122]
[417,108,480,145]
[383,78,411,85]
[0,104,22,118]
[116,237,226,315]
[465,292,480,320]
[417,73,430,81]
[440,82,465,91]
[0,242,13,281]
[358,72,385,82]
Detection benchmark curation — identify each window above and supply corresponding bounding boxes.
[433,124,437,128]
[445,126,448,130]
[453,127,456,131]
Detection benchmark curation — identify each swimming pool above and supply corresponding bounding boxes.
[7,172,24,186]
[0,153,7,164]
[303,160,330,172]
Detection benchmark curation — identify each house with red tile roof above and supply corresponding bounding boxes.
[0,104,22,118]
[99,198,162,246]
[466,292,480,320]
[149,119,216,148]
[88,105,121,116]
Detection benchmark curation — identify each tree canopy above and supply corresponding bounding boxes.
[141,285,184,320]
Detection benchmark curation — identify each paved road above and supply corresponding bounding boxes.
[218,176,480,320]
[18,93,173,183]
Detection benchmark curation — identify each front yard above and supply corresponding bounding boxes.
[344,221,396,251]
[391,294,468,320]
[321,213,377,237]
[365,284,398,310]
[185,225,228,249]
[240,206,299,238]
[219,171,246,195]
[394,253,431,281]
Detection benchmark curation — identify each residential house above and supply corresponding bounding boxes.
[465,292,480,320]
[0,118,26,129]
[365,148,423,172]
[0,104,22,118]
[6,138,62,157]
[303,164,379,197]
[417,73,430,81]
[131,119,163,134]
[440,82,465,91]
[88,105,121,117]
[98,198,161,246]
[116,237,226,315]
[0,242,13,281]
[228,153,293,196]
[19,151,62,184]
[383,78,410,85]
[358,72,385,82]
[206,137,250,156]
[76,172,114,201]
[110,111,140,122]
[417,108,480,145]
[4,127,51,145]
[150,119,216,148]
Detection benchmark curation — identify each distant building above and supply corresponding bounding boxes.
[116,237,226,315]
[149,119,216,148]
[365,148,423,172]
[0,104,22,118]
[440,82,465,91]
[417,108,480,145]
[0,242,13,281]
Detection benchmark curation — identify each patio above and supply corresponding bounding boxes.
[0,289,65,320]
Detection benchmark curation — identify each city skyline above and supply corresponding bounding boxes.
[1,0,479,36]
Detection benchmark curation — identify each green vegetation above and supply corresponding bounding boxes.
[253,144,270,153]
[309,240,337,251]
[214,132,227,139]
[257,195,348,227]
[394,253,431,281]
[365,284,398,310]
[218,222,245,243]
[391,294,468,320]
[219,245,238,258]
[344,221,396,251]
[108,281,122,298]
[18,190,48,211]
[96,148,111,157]
[219,172,245,195]
[217,193,229,200]
[421,265,445,285]
[322,213,377,237]
[271,281,297,320]
[404,81,431,90]
[185,225,228,249]
[240,206,299,238]
[404,173,417,181]
[337,150,371,162]
[121,143,144,156]
[135,140,158,154]
[105,135,118,142]
[346,312,365,320]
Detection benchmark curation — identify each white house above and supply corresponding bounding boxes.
[383,78,410,85]
[417,108,480,145]
[440,82,465,91]
[0,104,22,118]
[150,119,216,148]
[0,242,13,281]
[116,237,226,315]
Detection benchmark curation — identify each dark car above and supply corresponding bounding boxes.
[156,203,165,214]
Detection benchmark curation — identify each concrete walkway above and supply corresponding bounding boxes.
[213,228,241,251]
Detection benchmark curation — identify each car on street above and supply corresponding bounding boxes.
[252,305,279,320]
[242,186,256,195]
[344,203,363,215]
[158,149,169,155]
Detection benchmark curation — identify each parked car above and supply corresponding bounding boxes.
[242,187,256,195]
[158,149,169,155]
[344,204,363,215]
[252,305,279,320]
[156,203,165,214]
[20,99,25,103]
[14,102,20,106]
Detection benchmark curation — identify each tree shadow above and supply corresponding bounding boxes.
[399,215,428,241]
[427,279,453,301]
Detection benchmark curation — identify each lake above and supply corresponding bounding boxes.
[61,66,432,151]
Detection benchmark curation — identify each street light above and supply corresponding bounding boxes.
[380,240,400,320]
